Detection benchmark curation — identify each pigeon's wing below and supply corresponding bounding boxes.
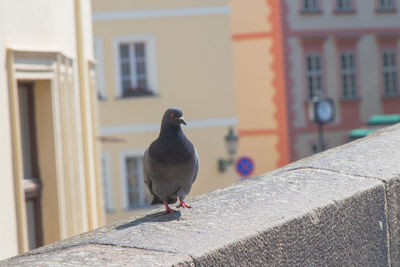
[143,148,151,187]
[143,149,160,204]
[191,147,199,184]
[143,148,177,205]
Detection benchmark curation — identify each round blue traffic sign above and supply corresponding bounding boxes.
[236,156,254,177]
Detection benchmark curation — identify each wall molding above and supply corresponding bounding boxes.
[232,32,272,41]
[93,6,231,21]
[101,117,238,135]
[291,27,400,37]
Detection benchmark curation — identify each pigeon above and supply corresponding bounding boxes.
[143,107,199,213]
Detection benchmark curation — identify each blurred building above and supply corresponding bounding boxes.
[230,0,290,175]
[0,0,103,260]
[284,0,400,160]
[231,0,400,168]
[92,0,237,224]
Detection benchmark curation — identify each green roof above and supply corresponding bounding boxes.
[349,128,374,139]
[368,114,400,126]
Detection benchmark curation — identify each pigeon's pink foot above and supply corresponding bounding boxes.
[176,199,191,209]
[163,201,175,214]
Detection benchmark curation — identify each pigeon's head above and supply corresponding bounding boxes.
[161,107,187,129]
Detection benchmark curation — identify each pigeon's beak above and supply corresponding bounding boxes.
[178,116,187,126]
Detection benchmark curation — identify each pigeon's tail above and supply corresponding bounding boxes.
[151,195,177,205]
[145,179,178,205]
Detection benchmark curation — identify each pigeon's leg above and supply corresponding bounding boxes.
[163,201,175,213]
[176,198,191,209]
[176,189,191,209]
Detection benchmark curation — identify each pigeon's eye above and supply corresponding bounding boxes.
[169,112,175,118]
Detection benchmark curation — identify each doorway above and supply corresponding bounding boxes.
[18,82,44,250]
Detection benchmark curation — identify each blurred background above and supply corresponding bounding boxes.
[1,0,399,260]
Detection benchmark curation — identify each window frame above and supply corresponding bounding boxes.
[101,152,114,213]
[335,0,355,12]
[120,150,151,210]
[301,0,321,13]
[114,35,158,98]
[376,0,396,12]
[339,51,357,99]
[381,49,399,98]
[305,52,323,100]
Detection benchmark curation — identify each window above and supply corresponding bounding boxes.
[124,156,152,208]
[305,53,323,99]
[119,43,152,97]
[115,35,157,98]
[93,37,106,100]
[340,52,357,99]
[377,0,395,11]
[336,0,353,11]
[382,50,398,97]
[101,154,113,213]
[302,0,320,12]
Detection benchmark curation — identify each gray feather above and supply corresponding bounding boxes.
[143,108,199,205]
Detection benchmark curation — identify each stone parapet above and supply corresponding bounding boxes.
[3,124,400,266]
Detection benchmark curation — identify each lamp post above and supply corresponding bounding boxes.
[309,97,335,152]
[218,127,239,172]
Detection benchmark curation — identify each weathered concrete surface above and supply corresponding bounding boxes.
[1,244,194,267]
[279,123,400,180]
[2,124,400,266]
[279,123,400,265]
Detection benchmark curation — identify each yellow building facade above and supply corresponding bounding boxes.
[0,0,104,259]
[92,0,238,224]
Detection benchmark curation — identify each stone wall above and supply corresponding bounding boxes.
[3,124,400,266]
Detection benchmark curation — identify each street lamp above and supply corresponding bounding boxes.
[218,127,239,172]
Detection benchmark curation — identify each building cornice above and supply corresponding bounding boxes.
[93,6,231,21]
[101,117,238,135]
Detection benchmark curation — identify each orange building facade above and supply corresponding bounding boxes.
[231,0,290,176]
